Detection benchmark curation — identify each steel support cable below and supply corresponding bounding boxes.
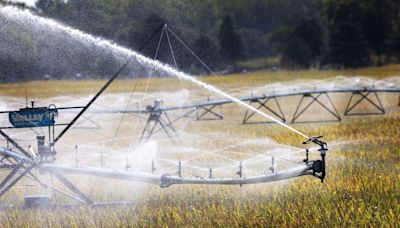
[164,27,189,97]
[44,86,149,132]
[165,27,178,70]
[178,108,198,131]
[57,95,147,120]
[165,25,238,99]
[165,26,217,76]
[170,117,305,151]
[111,82,140,147]
[143,27,165,96]
[153,133,303,168]
[170,124,304,156]
[181,139,264,162]
[180,139,302,167]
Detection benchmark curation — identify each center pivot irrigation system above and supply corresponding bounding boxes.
[84,24,400,143]
[0,57,328,208]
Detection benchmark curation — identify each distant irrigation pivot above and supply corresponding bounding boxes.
[0,6,328,207]
[113,83,399,143]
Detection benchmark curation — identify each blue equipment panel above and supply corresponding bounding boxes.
[9,107,58,128]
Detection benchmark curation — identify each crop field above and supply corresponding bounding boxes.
[0,66,399,227]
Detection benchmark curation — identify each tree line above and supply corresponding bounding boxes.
[1,0,400,81]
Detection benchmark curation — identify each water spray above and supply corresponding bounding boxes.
[0,6,331,207]
[0,6,308,139]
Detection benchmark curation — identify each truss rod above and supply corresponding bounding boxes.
[26,173,86,204]
[54,58,131,143]
[0,130,31,158]
[51,172,92,204]
[0,163,35,198]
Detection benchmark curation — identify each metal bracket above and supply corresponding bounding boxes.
[292,92,341,123]
[344,91,385,116]
[242,97,285,124]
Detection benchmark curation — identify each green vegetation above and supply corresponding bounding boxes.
[36,0,400,69]
[2,0,400,81]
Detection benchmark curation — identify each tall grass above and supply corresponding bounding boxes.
[0,66,399,227]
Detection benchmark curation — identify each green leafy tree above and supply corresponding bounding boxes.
[362,0,392,65]
[218,15,244,65]
[325,1,370,68]
[192,35,218,72]
[294,18,324,67]
[128,13,165,57]
[389,2,400,58]
[271,27,312,70]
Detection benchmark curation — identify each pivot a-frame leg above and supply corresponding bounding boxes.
[139,111,179,144]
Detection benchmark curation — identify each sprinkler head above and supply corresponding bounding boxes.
[303,136,327,183]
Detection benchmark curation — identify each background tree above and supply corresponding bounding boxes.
[218,15,244,65]
[3,0,400,81]
[271,27,313,70]
[35,0,54,13]
[192,35,219,72]
[362,0,392,65]
[128,13,166,57]
[325,0,370,68]
[294,18,324,67]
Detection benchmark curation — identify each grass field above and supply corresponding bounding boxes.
[0,66,399,227]
[1,64,399,98]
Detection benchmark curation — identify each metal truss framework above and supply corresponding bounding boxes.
[0,148,92,204]
[344,91,385,116]
[292,92,341,123]
[242,97,286,124]
[106,88,400,142]
[195,104,224,121]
